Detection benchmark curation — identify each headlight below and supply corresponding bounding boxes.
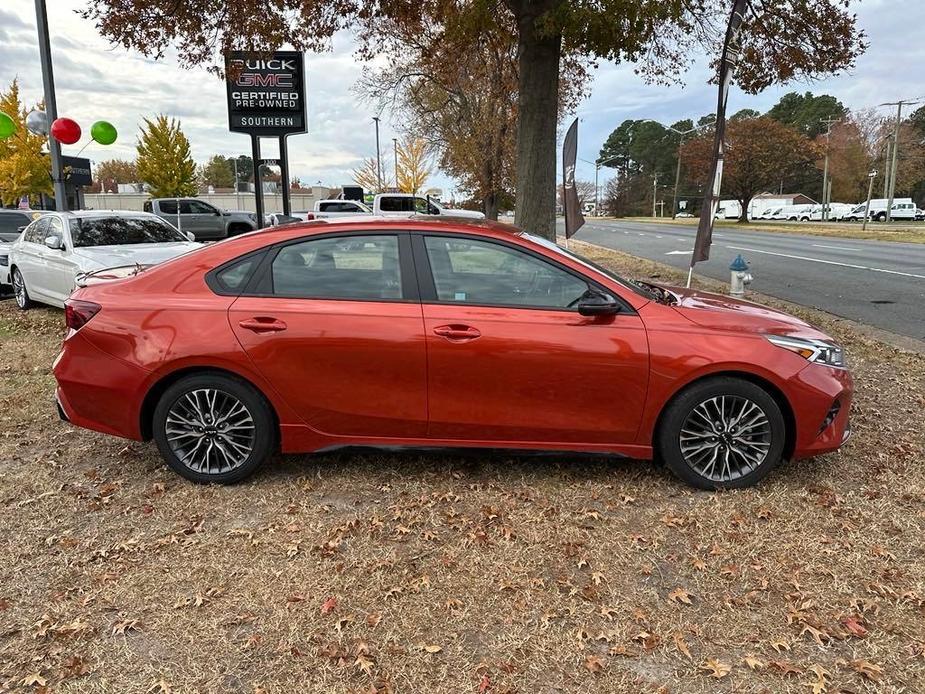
[767,335,845,368]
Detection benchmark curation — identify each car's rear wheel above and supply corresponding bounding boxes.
[12,267,33,310]
[657,377,786,489]
[152,373,275,483]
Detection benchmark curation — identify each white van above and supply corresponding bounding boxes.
[808,203,854,221]
[779,204,814,221]
[845,198,914,222]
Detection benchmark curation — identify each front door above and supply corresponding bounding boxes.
[416,234,649,445]
[229,232,427,438]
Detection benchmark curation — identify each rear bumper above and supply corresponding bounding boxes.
[788,364,853,459]
[53,331,147,441]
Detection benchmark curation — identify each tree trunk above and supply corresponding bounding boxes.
[512,4,562,241]
[738,198,751,223]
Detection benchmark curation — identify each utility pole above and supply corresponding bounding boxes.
[591,155,620,217]
[652,174,658,218]
[820,116,840,221]
[862,170,877,232]
[879,99,922,222]
[666,123,708,219]
[392,138,399,193]
[881,136,892,198]
[34,0,66,211]
[372,116,382,191]
[232,157,241,211]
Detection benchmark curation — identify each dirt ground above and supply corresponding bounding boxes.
[0,244,923,693]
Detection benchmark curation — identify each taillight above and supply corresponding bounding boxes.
[65,299,101,330]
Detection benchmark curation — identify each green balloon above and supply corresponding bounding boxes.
[90,120,117,145]
[0,111,15,140]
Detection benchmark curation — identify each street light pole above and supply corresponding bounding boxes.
[820,116,839,221]
[666,123,708,219]
[652,175,658,218]
[372,116,382,191]
[34,0,66,211]
[862,169,877,232]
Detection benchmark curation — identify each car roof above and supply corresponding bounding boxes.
[290,215,519,235]
[49,210,163,219]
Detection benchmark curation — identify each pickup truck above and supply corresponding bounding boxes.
[372,193,485,219]
[299,199,372,219]
[143,198,258,240]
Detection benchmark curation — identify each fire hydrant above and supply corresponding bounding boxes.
[729,254,753,297]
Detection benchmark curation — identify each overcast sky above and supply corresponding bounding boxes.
[1,0,922,198]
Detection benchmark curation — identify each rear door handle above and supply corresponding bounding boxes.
[239,317,288,333]
[433,324,481,341]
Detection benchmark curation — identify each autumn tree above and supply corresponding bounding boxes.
[93,158,138,193]
[84,0,865,239]
[395,138,432,194]
[136,115,196,198]
[353,157,391,193]
[682,116,818,222]
[0,80,51,206]
[199,155,235,189]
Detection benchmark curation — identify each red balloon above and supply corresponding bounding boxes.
[50,117,81,145]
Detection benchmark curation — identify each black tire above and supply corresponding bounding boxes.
[875,212,886,222]
[11,267,33,310]
[152,373,276,484]
[656,377,786,490]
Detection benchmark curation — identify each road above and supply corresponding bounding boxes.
[562,219,925,340]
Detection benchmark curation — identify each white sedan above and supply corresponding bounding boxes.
[9,210,201,310]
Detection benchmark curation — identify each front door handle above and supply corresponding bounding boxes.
[239,317,288,333]
[433,324,481,342]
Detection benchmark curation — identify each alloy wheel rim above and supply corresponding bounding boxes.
[13,271,25,307]
[679,395,772,482]
[165,388,256,474]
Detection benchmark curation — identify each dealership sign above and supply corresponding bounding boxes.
[225,51,307,136]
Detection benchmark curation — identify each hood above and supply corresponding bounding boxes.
[442,208,486,219]
[72,242,202,270]
[667,286,833,341]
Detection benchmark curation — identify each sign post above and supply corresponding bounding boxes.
[225,51,307,227]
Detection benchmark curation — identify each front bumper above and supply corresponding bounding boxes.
[788,363,853,459]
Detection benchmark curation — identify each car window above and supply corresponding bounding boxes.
[69,216,187,246]
[143,201,152,213]
[271,235,403,300]
[159,200,178,215]
[215,257,259,293]
[423,236,588,308]
[0,212,30,236]
[188,200,216,214]
[378,197,414,213]
[25,218,48,243]
[414,198,439,215]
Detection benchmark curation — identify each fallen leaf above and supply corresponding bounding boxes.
[840,615,868,638]
[743,655,765,670]
[673,631,692,660]
[769,660,803,676]
[668,587,693,605]
[584,655,605,672]
[320,596,338,615]
[478,673,491,693]
[422,644,442,653]
[20,673,47,687]
[700,658,730,679]
[849,659,883,682]
[805,664,831,694]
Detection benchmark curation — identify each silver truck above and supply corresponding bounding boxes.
[143,198,258,240]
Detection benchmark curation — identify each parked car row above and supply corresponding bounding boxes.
[753,198,924,222]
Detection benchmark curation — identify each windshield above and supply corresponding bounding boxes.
[521,232,654,300]
[69,216,187,247]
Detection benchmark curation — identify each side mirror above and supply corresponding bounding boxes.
[577,291,620,317]
[44,235,64,251]
[185,231,196,242]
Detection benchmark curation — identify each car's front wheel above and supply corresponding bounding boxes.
[152,373,276,484]
[657,377,786,490]
[12,267,33,310]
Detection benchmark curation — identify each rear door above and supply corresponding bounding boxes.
[414,233,649,445]
[228,231,428,438]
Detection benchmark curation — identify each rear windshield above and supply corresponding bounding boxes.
[69,216,186,247]
[0,212,31,236]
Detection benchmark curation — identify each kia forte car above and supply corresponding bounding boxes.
[53,218,852,489]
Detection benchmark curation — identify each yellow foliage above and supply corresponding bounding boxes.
[396,138,432,194]
[0,80,52,206]
[135,115,197,198]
